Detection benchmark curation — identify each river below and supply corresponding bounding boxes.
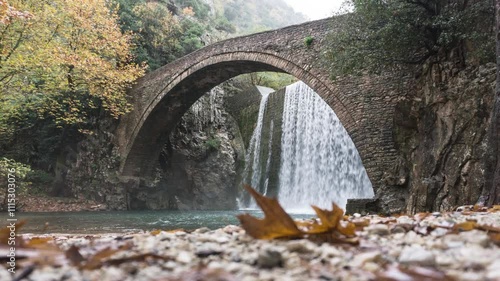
[0,210,313,234]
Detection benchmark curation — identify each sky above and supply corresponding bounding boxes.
[284,0,345,20]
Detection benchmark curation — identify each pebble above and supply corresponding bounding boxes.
[257,248,283,268]
[176,251,193,264]
[5,211,498,281]
[285,239,315,253]
[398,246,436,266]
[364,224,390,236]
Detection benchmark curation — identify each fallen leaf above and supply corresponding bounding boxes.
[237,185,358,244]
[489,233,500,246]
[414,212,430,221]
[0,220,26,246]
[24,237,56,250]
[452,221,477,232]
[65,245,85,266]
[472,205,488,212]
[82,243,132,270]
[351,218,370,229]
[477,224,500,233]
[150,229,162,236]
[237,185,302,240]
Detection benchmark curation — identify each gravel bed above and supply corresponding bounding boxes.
[2,211,499,281]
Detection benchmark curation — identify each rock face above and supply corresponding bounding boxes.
[348,62,495,214]
[127,81,260,210]
[55,118,129,210]
[402,62,495,213]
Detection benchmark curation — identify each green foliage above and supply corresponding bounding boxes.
[205,137,221,151]
[304,36,314,47]
[0,157,32,194]
[213,14,236,33]
[326,0,495,77]
[0,0,144,181]
[115,0,210,70]
[237,72,297,90]
[179,19,205,54]
[218,0,308,35]
[26,169,54,195]
[176,0,211,19]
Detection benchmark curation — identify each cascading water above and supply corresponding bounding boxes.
[278,82,373,212]
[239,86,274,208]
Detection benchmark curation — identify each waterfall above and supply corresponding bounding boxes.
[239,86,274,208]
[277,81,373,212]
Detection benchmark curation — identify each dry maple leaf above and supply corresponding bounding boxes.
[0,220,26,246]
[237,185,302,239]
[237,185,358,244]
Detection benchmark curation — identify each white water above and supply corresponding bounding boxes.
[277,82,373,213]
[239,86,274,208]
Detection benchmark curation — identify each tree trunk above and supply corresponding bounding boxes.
[484,0,500,206]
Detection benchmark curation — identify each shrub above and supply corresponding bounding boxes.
[304,36,314,47]
[205,137,221,151]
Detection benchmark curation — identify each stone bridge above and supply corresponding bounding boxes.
[115,18,411,213]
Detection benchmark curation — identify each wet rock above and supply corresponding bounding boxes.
[257,249,283,268]
[398,246,436,266]
[350,252,381,267]
[176,251,193,264]
[365,224,390,236]
[285,240,316,254]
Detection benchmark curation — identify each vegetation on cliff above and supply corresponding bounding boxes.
[326,0,495,77]
[0,0,145,205]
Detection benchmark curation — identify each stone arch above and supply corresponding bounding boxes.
[114,17,408,213]
[118,51,357,178]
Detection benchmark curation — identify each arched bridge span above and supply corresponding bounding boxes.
[115,18,409,213]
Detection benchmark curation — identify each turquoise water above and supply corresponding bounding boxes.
[0,210,313,234]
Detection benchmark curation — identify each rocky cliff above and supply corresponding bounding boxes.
[348,62,496,214]
[402,62,495,213]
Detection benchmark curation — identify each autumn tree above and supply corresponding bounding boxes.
[0,0,144,166]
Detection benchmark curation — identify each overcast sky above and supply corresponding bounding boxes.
[284,0,345,20]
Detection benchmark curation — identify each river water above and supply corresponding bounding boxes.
[0,210,313,234]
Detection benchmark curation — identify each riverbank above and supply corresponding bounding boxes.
[17,194,105,212]
[1,209,499,281]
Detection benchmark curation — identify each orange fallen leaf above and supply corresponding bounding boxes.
[489,205,500,212]
[351,218,370,230]
[237,185,358,244]
[472,205,488,212]
[452,221,477,232]
[477,224,500,233]
[150,229,162,236]
[237,185,302,239]
[489,233,500,246]
[310,204,343,232]
[0,220,26,246]
[65,245,85,266]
